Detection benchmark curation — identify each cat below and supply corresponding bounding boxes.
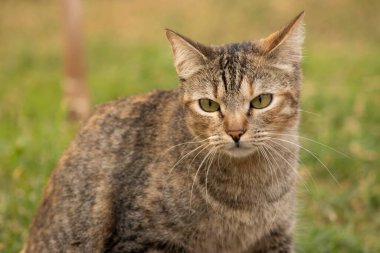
[23,11,305,253]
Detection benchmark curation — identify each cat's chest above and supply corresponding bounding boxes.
[187,206,277,253]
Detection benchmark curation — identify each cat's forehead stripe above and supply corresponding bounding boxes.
[213,83,218,99]
[219,48,247,93]
[219,55,228,92]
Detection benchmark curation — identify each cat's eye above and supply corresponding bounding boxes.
[250,94,273,109]
[199,99,220,112]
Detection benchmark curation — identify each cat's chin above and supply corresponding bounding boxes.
[222,145,258,158]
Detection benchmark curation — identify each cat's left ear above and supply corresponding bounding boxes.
[260,11,305,64]
[166,29,213,80]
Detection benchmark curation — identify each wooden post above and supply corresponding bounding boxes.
[62,0,90,121]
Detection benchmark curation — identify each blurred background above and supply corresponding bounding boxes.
[0,0,379,252]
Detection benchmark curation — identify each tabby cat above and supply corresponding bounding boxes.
[24,11,305,253]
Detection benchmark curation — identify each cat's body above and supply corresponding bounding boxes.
[24,12,305,253]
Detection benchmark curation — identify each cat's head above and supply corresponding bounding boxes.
[167,12,304,158]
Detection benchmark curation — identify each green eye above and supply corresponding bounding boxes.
[250,94,273,109]
[199,99,220,112]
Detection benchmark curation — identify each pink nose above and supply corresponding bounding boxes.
[227,129,246,143]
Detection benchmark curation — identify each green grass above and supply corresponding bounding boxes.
[1,1,379,252]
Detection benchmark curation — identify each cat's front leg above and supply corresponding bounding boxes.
[146,251,180,253]
[145,247,188,253]
[248,228,294,253]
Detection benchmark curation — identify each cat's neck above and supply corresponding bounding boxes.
[170,144,297,211]
[193,150,297,210]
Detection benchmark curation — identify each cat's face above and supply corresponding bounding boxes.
[167,12,304,158]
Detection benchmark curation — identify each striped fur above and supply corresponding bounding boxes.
[24,12,304,253]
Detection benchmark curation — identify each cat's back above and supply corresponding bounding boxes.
[77,88,181,157]
[86,88,178,138]
[24,88,181,253]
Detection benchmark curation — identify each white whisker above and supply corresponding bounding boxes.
[271,137,339,184]
[190,148,214,209]
[265,131,350,158]
[205,148,218,210]
[258,146,274,186]
[265,140,310,192]
[163,135,219,154]
[267,138,317,188]
[261,145,280,188]
[167,142,210,177]
[299,109,321,117]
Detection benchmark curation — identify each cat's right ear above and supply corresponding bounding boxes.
[259,11,305,65]
[166,29,212,80]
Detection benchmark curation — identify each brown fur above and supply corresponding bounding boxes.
[24,12,305,253]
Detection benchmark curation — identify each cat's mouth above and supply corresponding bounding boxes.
[222,142,257,157]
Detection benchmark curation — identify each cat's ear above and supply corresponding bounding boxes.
[260,11,305,64]
[166,29,212,80]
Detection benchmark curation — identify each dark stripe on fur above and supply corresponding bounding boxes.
[219,55,228,92]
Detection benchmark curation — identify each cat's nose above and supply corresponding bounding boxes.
[227,129,246,143]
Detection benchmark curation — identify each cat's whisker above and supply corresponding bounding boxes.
[167,136,221,174]
[256,144,263,164]
[167,142,211,177]
[264,140,310,192]
[190,148,215,210]
[257,146,271,182]
[164,139,206,153]
[265,131,350,158]
[270,137,339,184]
[205,148,218,211]
[261,145,281,188]
[163,135,219,154]
[257,146,273,183]
[247,138,271,146]
[298,109,321,117]
[258,146,279,191]
[189,142,216,168]
[216,150,222,173]
[167,142,214,212]
[182,142,217,186]
[267,138,317,189]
